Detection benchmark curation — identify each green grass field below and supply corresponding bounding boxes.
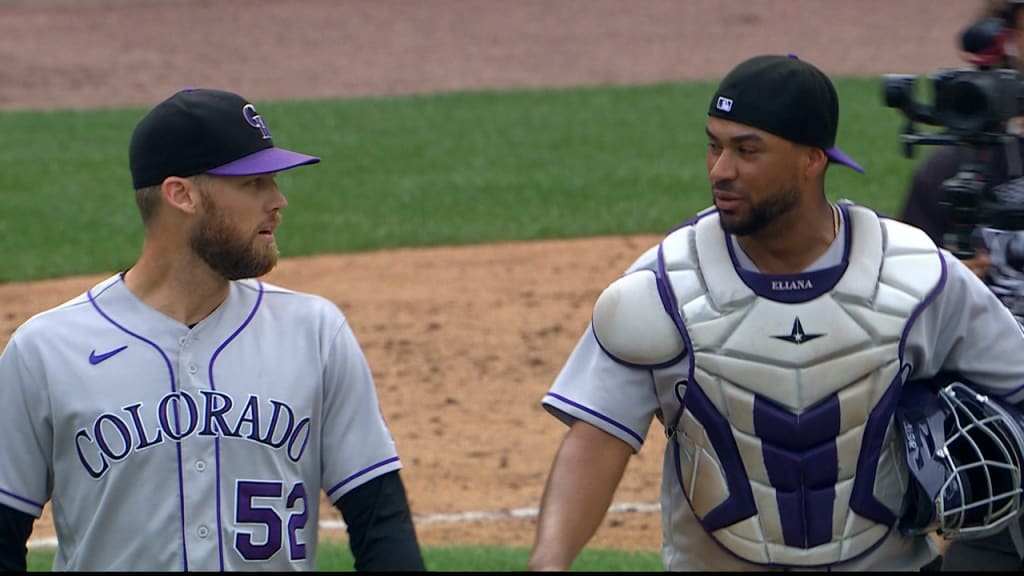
[0,77,926,283]
[27,543,664,571]
[6,76,929,570]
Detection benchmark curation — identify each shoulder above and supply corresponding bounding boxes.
[878,212,940,248]
[848,203,939,250]
[623,205,716,274]
[623,243,661,274]
[592,268,685,367]
[239,278,352,336]
[917,248,999,315]
[249,279,342,309]
[7,275,119,347]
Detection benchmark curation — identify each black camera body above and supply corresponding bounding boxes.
[883,67,1022,144]
[882,66,1024,258]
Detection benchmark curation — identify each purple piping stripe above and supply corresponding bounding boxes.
[677,378,758,530]
[543,392,645,446]
[590,323,685,371]
[897,241,948,361]
[848,375,903,525]
[654,243,682,320]
[654,244,682,332]
[668,381,689,442]
[839,201,853,258]
[88,279,189,571]
[0,487,44,512]
[326,456,401,498]
[206,281,264,571]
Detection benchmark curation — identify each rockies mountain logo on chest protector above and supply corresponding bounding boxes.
[592,203,946,568]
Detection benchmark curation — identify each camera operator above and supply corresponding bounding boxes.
[899,0,1024,325]
[898,1,1024,571]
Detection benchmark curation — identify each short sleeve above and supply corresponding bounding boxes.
[0,334,53,517]
[542,328,662,452]
[905,250,1024,404]
[541,242,667,451]
[319,318,402,503]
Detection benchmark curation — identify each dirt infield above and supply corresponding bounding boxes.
[0,0,982,557]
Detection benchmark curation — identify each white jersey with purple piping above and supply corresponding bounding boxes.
[542,202,1024,571]
[0,273,402,571]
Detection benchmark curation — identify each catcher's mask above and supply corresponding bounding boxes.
[896,380,1024,540]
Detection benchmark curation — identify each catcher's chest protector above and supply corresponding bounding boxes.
[660,205,943,567]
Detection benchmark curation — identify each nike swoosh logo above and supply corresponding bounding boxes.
[89,345,127,365]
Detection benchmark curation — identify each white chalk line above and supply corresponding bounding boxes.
[27,501,660,550]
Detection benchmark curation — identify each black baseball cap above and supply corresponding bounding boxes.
[129,88,320,189]
[708,54,864,173]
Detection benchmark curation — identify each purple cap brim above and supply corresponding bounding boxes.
[206,147,320,177]
[826,146,864,173]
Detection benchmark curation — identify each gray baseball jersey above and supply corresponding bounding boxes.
[0,273,402,571]
[542,206,1024,571]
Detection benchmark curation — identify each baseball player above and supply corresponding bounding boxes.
[0,88,425,571]
[527,54,1024,571]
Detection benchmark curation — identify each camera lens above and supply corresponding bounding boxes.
[943,78,991,132]
[882,74,916,110]
[948,81,987,118]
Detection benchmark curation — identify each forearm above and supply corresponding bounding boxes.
[335,470,425,571]
[0,504,34,571]
[528,420,633,571]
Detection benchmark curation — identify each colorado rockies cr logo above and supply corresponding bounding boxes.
[243,104,272,139]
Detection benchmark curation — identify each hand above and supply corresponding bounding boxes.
[960,249,993,280]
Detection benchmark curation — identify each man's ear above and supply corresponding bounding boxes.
[160,176,202,216]
[802,146,829,180]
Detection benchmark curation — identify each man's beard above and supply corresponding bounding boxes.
[189,195,278,280]
[717,183,800,237]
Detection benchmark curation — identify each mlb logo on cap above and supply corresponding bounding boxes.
[716,96,733,112]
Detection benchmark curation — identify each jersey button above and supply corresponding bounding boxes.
[188,364,198,374]
[195,460,206,472]
[198,525,209,539]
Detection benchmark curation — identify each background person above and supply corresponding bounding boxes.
[898,0,1024,323]
[899,1,1024,570]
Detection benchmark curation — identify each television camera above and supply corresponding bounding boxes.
[882,17,1024,259]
